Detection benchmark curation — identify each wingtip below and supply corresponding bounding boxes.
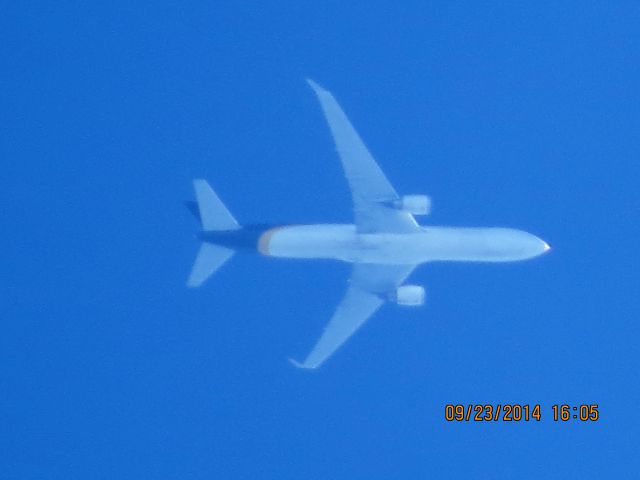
[186,272,206,288]
[305,78,325,94]
[192,178,207,188]
[288,358,316,370]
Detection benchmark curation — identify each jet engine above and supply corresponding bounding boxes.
[393,195,431,215]
[393,285,425,306]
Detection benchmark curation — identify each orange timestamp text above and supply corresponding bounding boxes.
[444,404,600,422]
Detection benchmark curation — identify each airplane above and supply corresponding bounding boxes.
[185,79,550,369]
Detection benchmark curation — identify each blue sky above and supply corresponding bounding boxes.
[2,2,639,478]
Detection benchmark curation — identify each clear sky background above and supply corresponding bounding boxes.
[2,2,639,478]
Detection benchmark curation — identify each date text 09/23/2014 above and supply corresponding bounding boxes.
[444,404,599,422]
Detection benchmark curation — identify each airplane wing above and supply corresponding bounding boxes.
[292,262,417,369]
[307,79,419,234]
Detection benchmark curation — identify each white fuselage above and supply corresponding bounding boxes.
[258,224,549,265]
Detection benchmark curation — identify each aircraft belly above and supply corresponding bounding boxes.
[255,225,546,264]
[258,224,360,261]
[258,225,429,264]
[356,234,428,264]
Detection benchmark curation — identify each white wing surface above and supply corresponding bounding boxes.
[292,262,417,369]
[307,79,419,234]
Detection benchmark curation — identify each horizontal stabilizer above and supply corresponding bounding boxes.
[193,179,239,231]
[187,243,234,287]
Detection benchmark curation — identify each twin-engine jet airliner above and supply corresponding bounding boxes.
[186,79,550,369]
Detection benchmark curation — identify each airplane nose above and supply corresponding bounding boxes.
[504,231,551,260]
[525,234,550,258]
[537,238,551,255]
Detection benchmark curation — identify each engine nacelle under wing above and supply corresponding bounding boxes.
[393,195,431,215]
[393,285,425,306]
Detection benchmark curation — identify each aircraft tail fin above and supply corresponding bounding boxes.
[192,179,240,231]
[187,243,235,287]
[187,179,239,287]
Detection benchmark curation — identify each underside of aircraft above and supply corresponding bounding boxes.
[186,80,549,369]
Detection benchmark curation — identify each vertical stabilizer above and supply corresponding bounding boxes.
[187,243,234,287]
[193,179,240,231]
